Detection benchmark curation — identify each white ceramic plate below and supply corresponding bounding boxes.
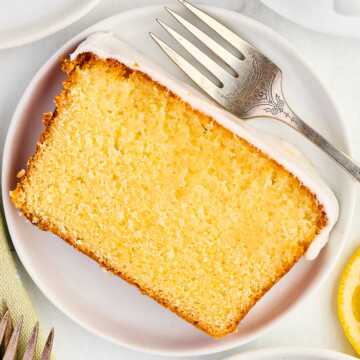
[224,347,357,360]
[2,4,356,357]
[0,0,101,50]
[261,0,360,38]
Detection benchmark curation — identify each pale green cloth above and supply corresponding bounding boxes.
[0,205,54,358]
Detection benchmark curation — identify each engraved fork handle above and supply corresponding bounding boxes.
[285,112,360,182]
[251,71,360,182]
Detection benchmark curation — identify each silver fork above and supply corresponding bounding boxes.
[150,0,360,182]
[0,306,54,360]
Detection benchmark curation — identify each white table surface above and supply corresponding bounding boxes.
[1,0,360,359]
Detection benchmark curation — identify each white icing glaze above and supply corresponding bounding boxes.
[70,32,339,260]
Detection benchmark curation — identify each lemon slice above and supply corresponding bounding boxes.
[338,247,360,354]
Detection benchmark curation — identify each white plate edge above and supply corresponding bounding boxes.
[224,346,357,360]
[0,0,101,50]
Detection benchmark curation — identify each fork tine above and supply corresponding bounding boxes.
[156,18,233,82]
[22,322,39,360]
[3,316,23,360]
[2,310,13,351]
[0,311,10,346]
[150,32,222,99]
[177,0,253,57]
[40,328,54,360]
[165,7,240,71]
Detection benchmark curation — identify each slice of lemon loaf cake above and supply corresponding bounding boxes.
[10,33,338,338]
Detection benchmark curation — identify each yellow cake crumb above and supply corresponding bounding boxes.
[10,53,327,338]
[16,169,25,178]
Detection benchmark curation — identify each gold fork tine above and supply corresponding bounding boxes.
[0,303,54,359]
[0,310,11,346]
[22,322,39,360]
[0,310,13,358]
[40,328,54,360]
[3,316,23,360]
[2,307,14,351]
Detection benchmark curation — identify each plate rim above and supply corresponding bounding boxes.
[0,0,101,50]
[225,346,357,359]
[1,4,357,357]
[260,0,360,38]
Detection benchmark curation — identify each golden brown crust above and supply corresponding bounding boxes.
[10,53,328,338]
[13,203,307,337]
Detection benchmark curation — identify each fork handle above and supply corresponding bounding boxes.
[263,72,360,182]
[283,111,360,182]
